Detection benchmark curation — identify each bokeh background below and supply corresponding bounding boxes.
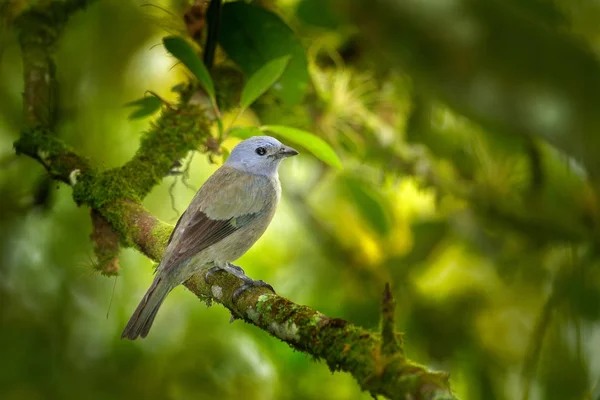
[2,0,600,399]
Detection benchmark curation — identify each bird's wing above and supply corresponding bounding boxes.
[164,210,258,270]
[161,166,274,272]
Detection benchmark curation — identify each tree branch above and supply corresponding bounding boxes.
[90,209,121,276]
[14,116,457,400]
[12,1,457,399]
[15,0,98,128]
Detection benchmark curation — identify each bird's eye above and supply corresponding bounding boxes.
[255,147,267,156]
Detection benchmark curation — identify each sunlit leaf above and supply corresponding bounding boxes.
[240,56,291,109]
[219,2,309,105]
[262,125,342,169]
[125,95,162,120]
[163,36,215,101]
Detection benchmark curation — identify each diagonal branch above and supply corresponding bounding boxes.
[15,124,456,400]
[187,272,455,400]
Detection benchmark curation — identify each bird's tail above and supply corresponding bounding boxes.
[121,277,171,340]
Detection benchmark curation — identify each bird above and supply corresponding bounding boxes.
[121,136,298,340]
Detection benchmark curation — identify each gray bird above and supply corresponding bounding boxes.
[122,136,298,339]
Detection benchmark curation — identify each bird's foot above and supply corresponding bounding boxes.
[204,263,275,303]
[224,263,275,302]
[204,265,222,283]
[204,263,247,281]
[225,264,246,277]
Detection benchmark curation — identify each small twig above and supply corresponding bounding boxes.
[181,151,197,191]
[168,177,180,218]
[381,283,402,356]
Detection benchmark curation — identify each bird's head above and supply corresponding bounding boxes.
[225,136,299,176]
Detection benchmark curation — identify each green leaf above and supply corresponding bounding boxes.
[228,126,263,140]
[162,36,215,101]
[219,2,309,105]
[343,176,391,236]
[240,56,291,109]
[125,95,163,120]
[262,125,342,169]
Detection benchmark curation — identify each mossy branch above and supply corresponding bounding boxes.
[90,209,120,276]
[15,123,457,400]
[15,0,98,128]
[16,129,456,399]
[13,1,456,399]
[187,271,455,400]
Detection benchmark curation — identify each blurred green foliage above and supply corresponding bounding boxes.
[2,0,600,399]
[219,1,309,105]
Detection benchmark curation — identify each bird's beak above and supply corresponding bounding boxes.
[277,145,299,158]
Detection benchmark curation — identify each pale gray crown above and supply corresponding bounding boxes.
[225,136,298,176]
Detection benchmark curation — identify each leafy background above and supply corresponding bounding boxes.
[2,0,600,399]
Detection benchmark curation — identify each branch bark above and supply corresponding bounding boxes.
[12,1,456,399]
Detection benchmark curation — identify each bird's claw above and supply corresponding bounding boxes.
[232,279,275,302]
[204,265,224,283]
[227,264,246,275]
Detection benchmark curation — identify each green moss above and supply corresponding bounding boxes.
[99,202,136,248]
[254,293,395,394]
[152,221,173,249]
[14,128,90,182]
[92,246,120,277]
[71,168,135,208]
[15,128,61,156]
[120,102,211,198]
[143,220,174,260]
